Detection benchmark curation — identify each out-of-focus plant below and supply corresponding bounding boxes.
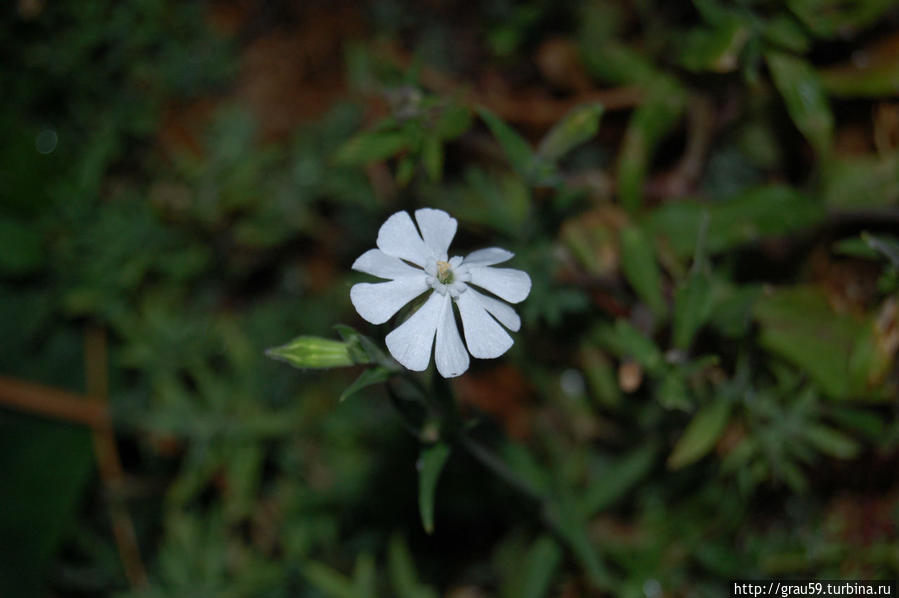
[2,0,899,597]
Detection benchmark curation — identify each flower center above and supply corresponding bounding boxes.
[436,260,454,284]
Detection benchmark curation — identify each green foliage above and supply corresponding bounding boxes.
[3,0,899,596]
[766,51,834,158]
[619,226,667,318]
[668,400,732,469]
[417,442,451,534]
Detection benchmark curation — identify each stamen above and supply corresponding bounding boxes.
[436,260,454,284]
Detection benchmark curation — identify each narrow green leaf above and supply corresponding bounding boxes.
[802,424,860,460]
[304,562,356,598]
[619,226,667,318]
[766,51,833,158]
[593,319,664,374]
[668,400,732,469]
[787,0,896,38]
[673,213,713,348]
[547,498,612,590]
[580,346,621,408]
[657,369,693,411]
[434,102,472,139]
[580,41,659,86]
[679,19,749,73]
[265,335,356,369]
[340,367,393,402]
[421,136,443,181]
[822,153,899,208]
[581,443,657,515]
[335,129,408,164]
[352,554,377,598]
[617,84,686,212]
[763,14,811,53]
[672,271,714,349]
[536,103,604,163]
[477,106,534,174]
[833,237,879,260]
[753,287,866,399]
[520,536,563,598]
[389,535,438,598]
[396,155,416,186]
[418,442,451,534]
[643,185,823,258]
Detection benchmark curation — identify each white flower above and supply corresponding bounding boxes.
[350,208,531,378]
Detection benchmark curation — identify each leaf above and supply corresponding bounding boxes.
[708,282,763,339]
[657,369,693,411]
[802,424,861,460]
[580,346,621,408]
[519,536,563,598]
[536,103,604,162]
[593,319,664,374]
[340,366,393,402]
[668,400,732,469]
[304,562,356,598]
[434,102,472,139]
[580,41,659,86]
[619,226,667,318]
[617,83,686,212]
[477,106,534,174]
[787,0,896,38]
[396,155,416,187]
[672,271,714,349]
[822,152,899,208]
[352,554,377,598]
[766,51,833,157]
[644,185,823,258]
[581,443,657,515]
[265,335,358,369]
[335,129,408,164]
[421,136,443,181]
[763,13,811,53]
[389,535,438,598]
[679,19,750,73]
[833,237,880,260]
[0,414,94,598]
[753,287,866,399]
[547,497,612,590]
[418,442,451,534]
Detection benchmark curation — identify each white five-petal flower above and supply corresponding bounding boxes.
[350,208,531,378]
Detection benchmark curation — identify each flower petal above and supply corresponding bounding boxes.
[352,249,423,279]
[434,293,469,378]
[463,247,514,267]
[386,291,442,371]
[377,211,431,266]
[467,266,532,304]
[467,287,521,332]
[456,289,513,359]
[414,208,457,261]
[350,276,429,324]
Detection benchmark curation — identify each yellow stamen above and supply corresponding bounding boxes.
[436,260,453,284]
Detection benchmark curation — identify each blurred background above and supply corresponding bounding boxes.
[1,1,898,596]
